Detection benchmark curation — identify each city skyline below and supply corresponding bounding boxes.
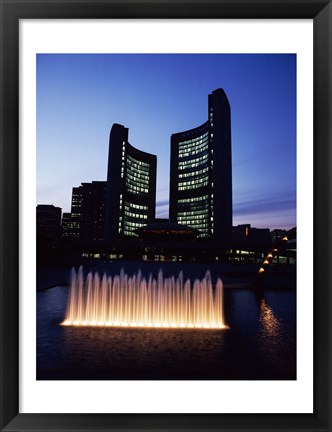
[37,53,296,230]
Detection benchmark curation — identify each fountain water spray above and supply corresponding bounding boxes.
[62,267,227,329]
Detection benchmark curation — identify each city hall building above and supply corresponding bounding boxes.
[104,123,157,245]
[169,88,232,248]
[63,89,233,261]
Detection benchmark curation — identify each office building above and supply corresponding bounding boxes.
[169,88,232,247]
[105,123,157,243]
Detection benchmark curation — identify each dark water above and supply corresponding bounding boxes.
[37,284,296,380]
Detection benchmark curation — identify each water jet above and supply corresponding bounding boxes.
[62,267,227,329]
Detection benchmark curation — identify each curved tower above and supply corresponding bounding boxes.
[169,88,232,246]
[105,124,157,243]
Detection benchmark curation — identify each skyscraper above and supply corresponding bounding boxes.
[169,88,232,247]
[105,124,157,243]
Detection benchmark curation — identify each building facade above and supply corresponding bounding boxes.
[169,88,232,247]
[105,124,157,243]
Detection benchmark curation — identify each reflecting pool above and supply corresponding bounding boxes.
[37,274,296,380]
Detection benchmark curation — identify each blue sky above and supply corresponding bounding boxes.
[37,54,296,230]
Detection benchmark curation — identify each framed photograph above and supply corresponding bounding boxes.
[1,0,331,431]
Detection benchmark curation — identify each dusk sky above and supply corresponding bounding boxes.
[37,54,296,230]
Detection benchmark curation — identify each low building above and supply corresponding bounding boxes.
[36,204,62,241]
[232,224,271,249]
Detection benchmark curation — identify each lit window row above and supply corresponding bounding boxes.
[177,220,209,231]
[178,134,208,151]
[178,131,209,148]
[127,154,150,169]
[179,137,209,155]
[124,202,148,211]
[126,160,150,177]
[124,210,148,220]
[179,207,209,215]
[178,138,209,157]
[123,220,145,236]
[126,165,149,179]
[126,183,149,195]
[188,222,209,228]
[178,166,209,179]
[178,153,209,170]
[123,229,138,237]
[126,170,149,186]
[178,194,209,204]
[124,220,145,228]
[178,209,209,217]
[178,172,209,186]
[178,178,209,190]
[178,144,209,160]
[126,167,149,181]
[123,230,135,236]
[127,163,149,176]
[178,214,208,222]
[126,161,149,177]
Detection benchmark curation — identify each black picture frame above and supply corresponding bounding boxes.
[1,0,331,431]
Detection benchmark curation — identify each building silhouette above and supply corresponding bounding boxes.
[270,228,288,244]
[36,204,62,241]
[232,224,271,249]
[169,88,232,247]
[69,185,83,238]
[62,181,106,241]
[42,89,236,261]
[104,124,157,244]
[80,181,107,240]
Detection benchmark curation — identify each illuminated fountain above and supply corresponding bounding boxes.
[62,267,227,329]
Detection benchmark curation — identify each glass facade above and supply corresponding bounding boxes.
[169,88,232,246]
[118,143,155,237]
[105,124,156,243]
[171,125,213,237]
[126,155,150,195]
